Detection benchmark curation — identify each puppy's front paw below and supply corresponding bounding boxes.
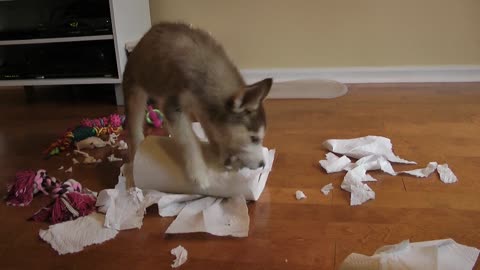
[190,170,210,189]
[186,162,210,190]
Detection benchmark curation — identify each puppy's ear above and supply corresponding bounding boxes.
[227,78,272,113]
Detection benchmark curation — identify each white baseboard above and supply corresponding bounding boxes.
[241,65,480,84]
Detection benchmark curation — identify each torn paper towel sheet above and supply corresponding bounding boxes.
[57,166,64,170]
[341,164,377,205]
[96,183,251,237]
[65,167,72,173]
[39,213,118,255]
[107,154,122,162]
[108,133,119,145]
[118,140,128,150]
[83,155,101,164]
[319,153,352,173]
[145,191,203,217]
[437,164,458,184]
[321,183,334,195]
[350,184,375,206]
[72,158,79,164]
[399,162,438,178]
[323,136,416,164]
[165,195,250,237]
[295,190,307,200]
[171,245,188,268]
[339,239,480,270]
[96,187,145,230]
[355,155,396,176]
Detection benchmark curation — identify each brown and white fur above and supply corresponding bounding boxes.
[122,22,272,189]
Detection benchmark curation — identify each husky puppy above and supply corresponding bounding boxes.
[122,22,272,188]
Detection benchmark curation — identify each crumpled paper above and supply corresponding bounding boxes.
[39,213,118,255]
[295,190,307,200]
[319,153,352,173]
[107,154,123,162]
[399,162,438,178]
[339,239,479,270]
[321,183,334,195]
[323,136,416,164]
[97,187,145,230]
[320,136,458,206]
[171,245,188,268]
[437,164,458,184]
[165,195,249,237]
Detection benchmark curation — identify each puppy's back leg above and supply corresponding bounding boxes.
[124,84,148,187]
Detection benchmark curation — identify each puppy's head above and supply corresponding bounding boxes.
[207,78,272,170]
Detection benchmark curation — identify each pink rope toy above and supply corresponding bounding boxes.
[5,170,59,207]
[5,170,96,224]
[80,113,125,129]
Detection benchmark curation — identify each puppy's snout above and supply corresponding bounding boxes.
[258,160,265,168]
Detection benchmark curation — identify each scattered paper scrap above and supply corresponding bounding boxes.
[72,158,80,165]
[150,192,203,217]
[65,167,73,173]
[399,162,438,178]
[39,213,118,255]
[339,239,479,270]
[118,140,128,150]
[319,153,352,173]
[108,133,119,145]
[164,195,250,237]
[107,154,123,162]
[171,245,188,268]
[350,184,375,206]
[437,164,458,184]
[66,153,71,156]
[75,137,107,150]
[323,136,416,164]
[321,183,334,195]
[355,155,396,176]
[83,156,101,164]
[57,166,64,170]
[96,188,145,230]
[295,190,307,200]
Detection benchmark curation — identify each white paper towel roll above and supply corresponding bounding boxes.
[132,136,275,201]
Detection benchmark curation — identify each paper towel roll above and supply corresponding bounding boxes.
[132,136,275,201]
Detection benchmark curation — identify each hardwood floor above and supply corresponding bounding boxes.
[0,83,479,269]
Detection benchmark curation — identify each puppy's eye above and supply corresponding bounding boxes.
[250,136,260,143]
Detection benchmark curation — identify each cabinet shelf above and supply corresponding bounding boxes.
[0,77,121,87]
[0,35,114,46]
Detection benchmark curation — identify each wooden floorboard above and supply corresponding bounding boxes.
[0,83,479,269]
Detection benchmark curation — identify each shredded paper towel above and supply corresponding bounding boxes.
[340,239,479,270]
[320,136,458,206]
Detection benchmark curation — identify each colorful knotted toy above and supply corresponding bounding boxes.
[43,113,125,158]
[5,170,96,224]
